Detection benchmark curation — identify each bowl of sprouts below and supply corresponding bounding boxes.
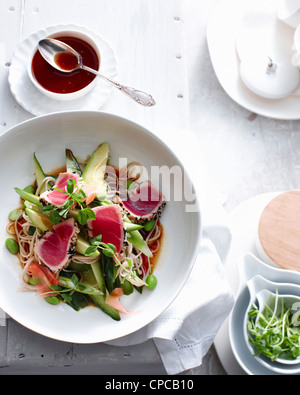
[244,275,300,373]
[0,110,201,343]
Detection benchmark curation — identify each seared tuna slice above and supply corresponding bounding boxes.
[87,205,124,254]
[116,181,166,224]
[34,218,79,272]
[40,172,79,207]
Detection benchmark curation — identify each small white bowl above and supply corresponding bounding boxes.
[229,253,300,374]
[243,275,300,373]
[27,30,101,101]
[0,111,201,344]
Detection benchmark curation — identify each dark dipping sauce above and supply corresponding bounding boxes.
[31,36,99,94]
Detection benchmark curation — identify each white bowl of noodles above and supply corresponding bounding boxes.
[0,111,201,343]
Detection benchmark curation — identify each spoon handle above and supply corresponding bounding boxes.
[82,65,156,107]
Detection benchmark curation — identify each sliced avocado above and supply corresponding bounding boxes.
[68,208,80,219]
[25,207,52,232]
[66,149,82,175]
[34,153,48,193]
[24,200,42,213]
[81,142,109,200]
[76,235,100,257]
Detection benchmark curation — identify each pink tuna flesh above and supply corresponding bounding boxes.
[123,181,163,216]
[34,218,79,272]
[40,172,79,206]
[87,205,124,254]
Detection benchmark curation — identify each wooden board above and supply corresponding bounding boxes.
[258,190,300,271]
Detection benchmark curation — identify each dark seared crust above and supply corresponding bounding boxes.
[39,197,48,206]
[39,193,77,209]
[123,228,129,246]
[67,222,80,260]
[39,186,56,206]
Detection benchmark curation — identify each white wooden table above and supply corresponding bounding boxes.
[185,0,300,375]
[2,0,297,376]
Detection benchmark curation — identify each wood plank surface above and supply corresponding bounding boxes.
[0,0,189,133]
[184,0,300,375]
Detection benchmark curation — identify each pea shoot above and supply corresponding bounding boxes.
[42,178,96,225]
[84,235,157,290]
[40,273,102,311]
[247,291,300,362]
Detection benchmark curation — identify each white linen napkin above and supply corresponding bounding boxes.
[106,129,235,374]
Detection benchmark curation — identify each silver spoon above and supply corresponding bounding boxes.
[38,38,156,107]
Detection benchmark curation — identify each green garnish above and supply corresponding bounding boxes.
[42,178,96,225]
[144,219,155,232]
[84,235,148,288]
[40,273,101,311]
[247,291,300,362]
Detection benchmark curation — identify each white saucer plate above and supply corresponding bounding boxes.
[207,0,300,120]
[230,261,300,375]
[8,24,118,116]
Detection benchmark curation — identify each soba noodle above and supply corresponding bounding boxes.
[8,167,162,291]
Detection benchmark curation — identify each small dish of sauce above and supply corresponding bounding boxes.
[29,32,100,100]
